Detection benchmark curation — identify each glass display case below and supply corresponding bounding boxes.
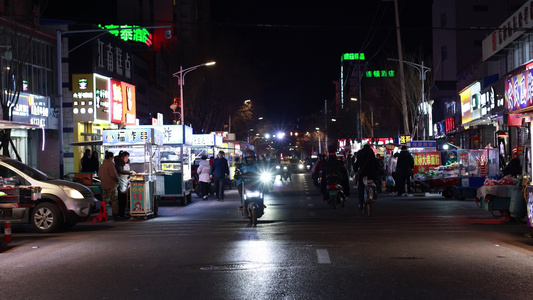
[458,148,500,178]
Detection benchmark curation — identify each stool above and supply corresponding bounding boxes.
[91,201,108,222]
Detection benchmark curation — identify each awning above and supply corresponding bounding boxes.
[0,120,40,130]
[461,118,494,127]
[70,140,103,146]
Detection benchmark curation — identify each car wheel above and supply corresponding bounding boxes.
[32,202,63,233]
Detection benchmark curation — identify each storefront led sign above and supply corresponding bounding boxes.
[102,128,163,145]
[365,70,395,78]
[505,69,533,112]
[72,74,111,123]
[413,152,441,173]
[342,53,365,61]
[460,82,480,125]
[399,135,411,144]
[110,79,136,125]
[98,24,152,46]
[10,93,54,127]
[127,125,193,145]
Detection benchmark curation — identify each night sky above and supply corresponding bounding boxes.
[211,0,433,122]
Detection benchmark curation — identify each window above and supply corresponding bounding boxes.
[441,46,448,61]
[440,13,446,28]
[473,5,488,12]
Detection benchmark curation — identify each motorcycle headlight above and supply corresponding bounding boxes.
[61,186,84,199]
[260,172,272,182]
[298,164,304,169]
[283,166,288,170]
[275,165,280,170]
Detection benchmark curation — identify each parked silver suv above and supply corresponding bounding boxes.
[0,157,100,233]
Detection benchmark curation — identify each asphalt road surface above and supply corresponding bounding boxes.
[2,173,533,299]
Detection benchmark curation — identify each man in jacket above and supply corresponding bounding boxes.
[210,150,230,201]
[396,145,415,197]
[353,144,380,208]
[98,151,120,219]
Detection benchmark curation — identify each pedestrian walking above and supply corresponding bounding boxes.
[80,149,92,172]
[98,151,120,219]
[197,155,211,200]
[210,150,230,201]
[396,145,415,197]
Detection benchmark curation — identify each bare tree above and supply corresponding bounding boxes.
[386,52,434,140]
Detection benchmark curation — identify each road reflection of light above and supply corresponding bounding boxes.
[234,240,274,284]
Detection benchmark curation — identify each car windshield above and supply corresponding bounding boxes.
[3,159,53,181]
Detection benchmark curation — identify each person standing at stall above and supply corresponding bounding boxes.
[115,151,134,219]
[210,150,230,202]
[197,155,211,200]
[396,145,415,197]
[89,150,100,173]
[80,149,92,172]
[99,151,120,219]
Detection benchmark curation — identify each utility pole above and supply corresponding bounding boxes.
[394,0,409,136]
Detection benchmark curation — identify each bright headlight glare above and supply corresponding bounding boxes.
[298,164,304,169]
[260,172,271,182]
[275,165,280,170]
[245,190,261,198]
[62,186,84,199]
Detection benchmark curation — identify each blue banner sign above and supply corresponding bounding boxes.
[408,140,437,149]
[102,128,163,145]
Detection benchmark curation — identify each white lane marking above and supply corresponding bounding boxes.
[317,249,331,264]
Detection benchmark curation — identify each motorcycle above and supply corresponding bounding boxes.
[276,164,291,181]
[324,173,346,209]
[239,171,272,226]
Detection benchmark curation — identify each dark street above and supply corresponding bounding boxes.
[2,173,533,299]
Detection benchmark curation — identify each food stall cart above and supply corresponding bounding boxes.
[408,141,457,198]
[102,128,163,219]
[191,133,224,196]
[128,125,194,206]
[455,148,500,200]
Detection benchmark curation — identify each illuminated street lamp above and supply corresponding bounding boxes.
[172,61,216,125]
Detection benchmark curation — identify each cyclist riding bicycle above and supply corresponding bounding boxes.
[353,144,380,209]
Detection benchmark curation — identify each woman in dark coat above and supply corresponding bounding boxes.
[353,144,380,208]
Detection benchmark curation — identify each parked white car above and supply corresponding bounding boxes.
[0,157,100,233]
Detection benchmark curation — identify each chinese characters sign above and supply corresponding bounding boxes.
[342,53,365,61]
[102,128,163,145]
[460,82,480,125]
[409,140,437,149]
[365,70,395,78]
[99,24,152,46]
[110,80,136,125]
[505,68,533,112]
[413,152,441,174]
[97,38,132,79]
[399,135,411,144]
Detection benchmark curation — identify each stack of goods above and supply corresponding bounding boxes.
[483,177,516,186]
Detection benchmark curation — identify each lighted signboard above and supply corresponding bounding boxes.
[413,152,441,174]
[95,74,111,122]
[10,93,54,127]
[98,24,152,46]
[342,53,365,61]
[127,125,194,145]
[72,73,111,123]
[110,80,136,125]
[460,82,480,125]
[192,134,223,146]
[102,128,163,145]
[505,69,533,112]
[399,135,411,144]
[365,70,395,78]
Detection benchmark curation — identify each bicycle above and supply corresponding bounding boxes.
[362,178,377,217]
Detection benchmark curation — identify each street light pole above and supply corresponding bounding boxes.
[172,61,216,125]
[388,58,431,140]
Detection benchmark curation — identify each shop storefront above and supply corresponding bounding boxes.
[71,73,137,172]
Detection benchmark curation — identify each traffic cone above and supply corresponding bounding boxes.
[4,221,11,244]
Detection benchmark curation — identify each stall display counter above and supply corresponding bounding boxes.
[0,186,42,220]
[130,174,156,219]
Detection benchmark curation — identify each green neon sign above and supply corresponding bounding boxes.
[342,53,365,61]
[365,70,395,78]
[98,24,152,46]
